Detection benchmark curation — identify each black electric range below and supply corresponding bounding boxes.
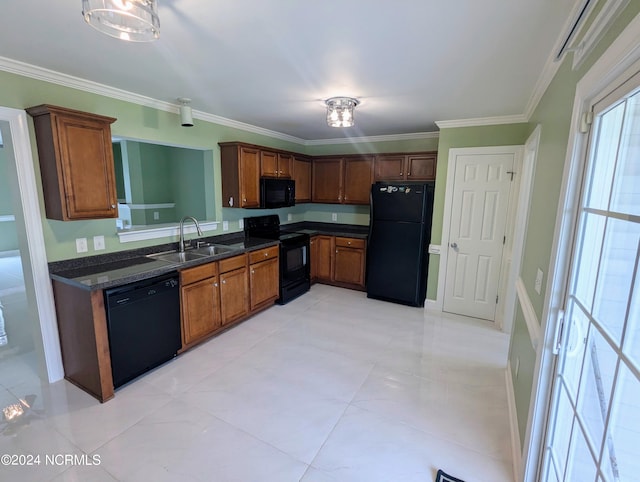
[243,215,310,304]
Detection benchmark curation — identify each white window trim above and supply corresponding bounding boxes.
[521,11,640,482]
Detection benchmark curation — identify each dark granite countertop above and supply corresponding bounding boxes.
[282,222,368,239]
[48,222,366,291]
[49,234,277,291]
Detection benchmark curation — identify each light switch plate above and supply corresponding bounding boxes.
[223,221,229,231]
[238,219,244,230]
[287,213,292,222]
[76,238,88,253]
[331,213,337,221]
[93,235,106,251]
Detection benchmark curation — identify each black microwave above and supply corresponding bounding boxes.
[260,178,295,208]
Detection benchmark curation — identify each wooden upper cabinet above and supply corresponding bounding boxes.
[220,142,260,208]
[260,149,278,177]
[277,153,293,178]
[260,150,292,178]
[374,152,437,181]
[406,153,437,180]
[343,156,374,204]
[293,156,312,203]
[312,157,344,203]
[374,154,406,181]
[26,104,118,220]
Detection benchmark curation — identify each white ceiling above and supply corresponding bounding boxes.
[0,0,580,142]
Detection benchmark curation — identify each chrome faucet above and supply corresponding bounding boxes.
[179,216,203,252]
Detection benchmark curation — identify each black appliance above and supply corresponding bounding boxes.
[244,214,310,304]
[104,273,181,388]
[260,178,295,208]
[366,181,435,307]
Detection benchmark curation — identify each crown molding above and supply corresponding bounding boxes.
[0,56,308,145]
[305,130,439,146]
[435,114,528,129]
[0,56,442,147]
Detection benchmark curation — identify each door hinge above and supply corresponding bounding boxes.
[552,309,566,355]
[496,295,499,304]
[579,110,593,134]
[503,235,506,245]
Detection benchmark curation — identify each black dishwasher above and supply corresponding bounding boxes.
[104,273,181,389]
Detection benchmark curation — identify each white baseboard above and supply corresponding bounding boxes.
[506,365,522,481]
[424,298,440,312]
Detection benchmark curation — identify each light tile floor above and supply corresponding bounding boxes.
[0,284,514,482]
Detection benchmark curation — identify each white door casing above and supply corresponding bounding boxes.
[441,147,518,321]
[0,107,63,382]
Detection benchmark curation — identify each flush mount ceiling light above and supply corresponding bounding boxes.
[82,0,160,42]
[325,97,359,128]
[177,98,194,127]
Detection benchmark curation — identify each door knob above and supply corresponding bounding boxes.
[450,242,458,249]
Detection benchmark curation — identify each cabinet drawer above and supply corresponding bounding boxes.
[219,254,247,273]
[249,246,279,264]
[335,237,365,249]
[180,262,218,285]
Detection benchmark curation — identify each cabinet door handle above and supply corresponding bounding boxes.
[399,172,403,176]
[222,279,226,284]
[265,252,268,257]
[111,204,116,209]
[214,282,218,287]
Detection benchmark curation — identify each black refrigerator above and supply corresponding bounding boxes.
[366,181,435,307]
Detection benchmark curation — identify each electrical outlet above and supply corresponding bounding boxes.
[238,219,244,230]
[287,213,292,222]
[223,221,229,231]
[331,213,337,221]
[75,238,88,253]
[153,211,160,220]
[535,268,544,295]
[93,235,105,251]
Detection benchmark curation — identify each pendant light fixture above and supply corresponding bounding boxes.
[178,98,194,127]
[82,0,160,42]
[325,97,359,128]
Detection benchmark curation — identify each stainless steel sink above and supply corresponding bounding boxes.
[191,244,236,256]
[147,250,208,263]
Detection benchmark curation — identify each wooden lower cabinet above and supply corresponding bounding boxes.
[312,235,334,283]
[220,263,249,326]
[249,246,280,311]
[180,263,221,348]
[180,253,257,349]
[51,280,115,403]
[334,237,366,287]
[311,235,366,290]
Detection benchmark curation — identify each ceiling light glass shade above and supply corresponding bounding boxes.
[325,97,359,127]
[82,0,160,42]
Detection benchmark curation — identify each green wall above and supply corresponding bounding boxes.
[515,3,640,449]
[431,2,640,448]
[0,70,439,261]
[426,124,530,299]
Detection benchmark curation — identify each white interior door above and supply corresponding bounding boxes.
[542,70,640,482]
[443,151,514,320]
